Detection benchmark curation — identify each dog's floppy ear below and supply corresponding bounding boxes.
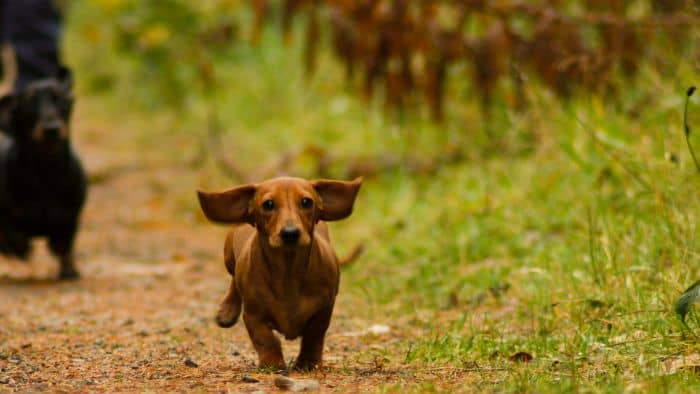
[57,66,73,92]
[0,94,15,133]
[313,177,362,221]
[197,184,256,224]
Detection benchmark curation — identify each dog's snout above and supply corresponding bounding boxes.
[41,118,64,140]
[44,126,61,140]
[280,226,301,244]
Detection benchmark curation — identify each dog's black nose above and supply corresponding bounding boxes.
[280,226,301,244]
[44,127,61,140]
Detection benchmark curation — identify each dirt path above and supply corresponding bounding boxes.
[0,104,466,393]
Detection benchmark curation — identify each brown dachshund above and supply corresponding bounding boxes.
[197,176,362,370]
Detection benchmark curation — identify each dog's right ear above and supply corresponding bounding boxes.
[57,66,73,92]
[0,94,15,133]
[197,184,256,224]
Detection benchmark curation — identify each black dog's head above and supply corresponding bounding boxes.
[0,68,74,151]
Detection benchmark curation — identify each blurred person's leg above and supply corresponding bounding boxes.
[1,0,63,91]
[0,0,11,94]
[0,45,16,95]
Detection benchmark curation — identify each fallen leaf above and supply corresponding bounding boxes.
[509,352,533,363]
[489,282,510,299]
[586,299,607,309]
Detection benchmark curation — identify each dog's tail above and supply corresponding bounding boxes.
[339,242,365,269]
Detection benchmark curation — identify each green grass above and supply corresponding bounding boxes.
[63,6,700,392]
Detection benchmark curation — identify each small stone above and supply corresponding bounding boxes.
[274,375,320,392]
[241,374,259,383]
[184,357,198,368]
[367,324,390,335]
[229,344,240,356]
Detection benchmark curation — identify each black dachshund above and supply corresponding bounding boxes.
[0,68,86,280]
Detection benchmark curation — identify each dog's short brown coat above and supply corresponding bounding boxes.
[198,176,362,370]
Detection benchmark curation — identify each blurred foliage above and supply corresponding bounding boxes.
[266,0,699,120]
[68,0,699,120]
[73,0,240,108]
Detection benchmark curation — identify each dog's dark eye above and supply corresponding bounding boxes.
[262,199,275,211]
[300,197,313,209]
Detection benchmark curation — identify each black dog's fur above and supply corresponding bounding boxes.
[0,68,86,280]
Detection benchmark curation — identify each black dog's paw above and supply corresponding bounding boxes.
[58,267,80,281]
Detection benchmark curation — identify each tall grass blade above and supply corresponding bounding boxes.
[684,86,700,173]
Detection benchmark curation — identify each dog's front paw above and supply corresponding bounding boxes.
[215,305,241,328]
[58,267,80,281]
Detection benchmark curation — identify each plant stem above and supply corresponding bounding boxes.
[684,86,700,173]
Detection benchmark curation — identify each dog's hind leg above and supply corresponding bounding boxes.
[216,235,242,328]
[216,276,242,328]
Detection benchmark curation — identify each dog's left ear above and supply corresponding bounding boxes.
[313,177,363,221]
[197,184,257,224]
[57,66,73,92]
